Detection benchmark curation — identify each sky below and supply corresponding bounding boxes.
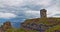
[0,0,60,28]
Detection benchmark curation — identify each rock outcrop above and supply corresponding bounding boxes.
[0,21,12,32]
[2,21,11,30]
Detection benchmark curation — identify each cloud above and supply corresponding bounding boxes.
[0,0,24,6]
[0,12,16,19]
[46,0,60,17]
[25,10,40,19]
[0,0,54,7]
[25,0,53,7]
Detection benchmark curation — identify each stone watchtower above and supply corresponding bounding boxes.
[40,9,47,18]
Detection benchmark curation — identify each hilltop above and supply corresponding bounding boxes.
[20,9,60,32]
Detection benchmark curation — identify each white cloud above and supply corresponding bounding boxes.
[52,16,60,18]
[25,0,53,7]
[25,10,40,18]
[46,0,60,17]
[0,12,17,19]
[0,0,54,7]
[0,0,24,6]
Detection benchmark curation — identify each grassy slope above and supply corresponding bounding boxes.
[21,18,60,32]
[5,28,38,32]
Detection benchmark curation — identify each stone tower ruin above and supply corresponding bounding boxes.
[40,9,47,18]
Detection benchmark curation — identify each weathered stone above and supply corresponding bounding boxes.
[0,27,4,32]
[2,21,11,30]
